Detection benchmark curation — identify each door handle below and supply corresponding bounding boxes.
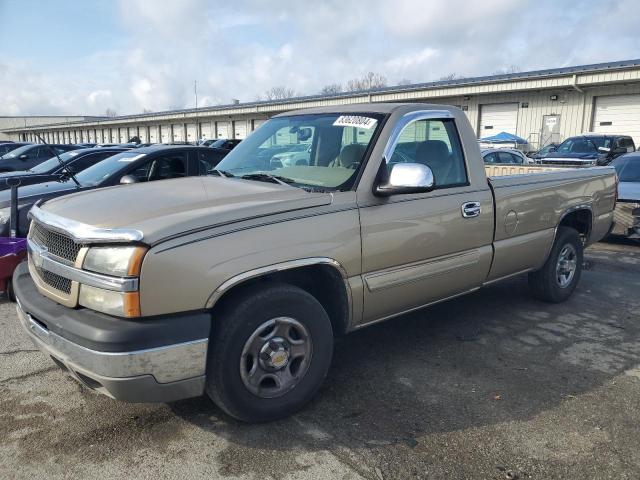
[461,201,481,218]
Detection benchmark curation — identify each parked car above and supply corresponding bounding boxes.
[0,142,31,157]
[609,153,640,239]
[0,144,81,172]
[0,145,228,237]
[527,143,558,160]
[74,143,97,148]
[538,134,635,166]
[482,148,533,165]
[13,103,616,422]
[202,138,241,150]
[0,147,129,190]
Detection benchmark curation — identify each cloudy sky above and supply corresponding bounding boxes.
[0,0,638,116]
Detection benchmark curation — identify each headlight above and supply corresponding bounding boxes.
[79,284,141,317]
[83,246,147,276]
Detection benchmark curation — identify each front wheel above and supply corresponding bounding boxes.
[528,227,583,303]
[205,282,333,422]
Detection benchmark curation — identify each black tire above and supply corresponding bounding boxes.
[6,280,15,303]
[205,282,333,422]
[528,227,583,303]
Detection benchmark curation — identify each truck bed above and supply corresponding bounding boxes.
[485,166,617,282]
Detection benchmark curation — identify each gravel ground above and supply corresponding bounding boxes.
[1,241,640,480]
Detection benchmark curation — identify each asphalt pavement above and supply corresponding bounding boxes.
[1,241,640,479]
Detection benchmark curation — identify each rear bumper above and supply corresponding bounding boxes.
[13,263,210,403]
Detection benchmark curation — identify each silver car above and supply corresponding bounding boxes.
[611,153,640,239]
[481,148,534,165]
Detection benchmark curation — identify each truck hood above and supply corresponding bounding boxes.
[39,177,333,244]
[618,182,640,202]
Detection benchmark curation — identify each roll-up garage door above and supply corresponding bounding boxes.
[149,126,158,143]
[593,94,640,147]
[172,124,184,142]
[138,127,148,143]
[119,129,127,143]
[161,125,171,143]
[200,122,212,140]
[233,121,247,139]
[479,103,519,137]
[217,122,229,139]
[109,128,117,142]
[186,123,197,143]
[127,126,138,142]
[88,130,95,143]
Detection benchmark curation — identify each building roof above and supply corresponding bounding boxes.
[5,58,640,132]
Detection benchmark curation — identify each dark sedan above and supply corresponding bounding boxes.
[0,147,129,190]
[0,145,229,237]
[0,144,81,172]
[0,142,32,157]
[201,138,241,150]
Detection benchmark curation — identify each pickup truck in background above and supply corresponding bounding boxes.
[14,104,616,422]
[538,133,635,166]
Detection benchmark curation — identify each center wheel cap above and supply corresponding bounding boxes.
[259,338,290,370]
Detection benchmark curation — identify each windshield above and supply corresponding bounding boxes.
[29,150,83,173]
[613,156,640,182]
[75,151,146,186]
[1,144,34,159]
[556,136,610,155]
[215,113,384,191]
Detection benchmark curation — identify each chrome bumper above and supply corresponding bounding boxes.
[16,300,208,402]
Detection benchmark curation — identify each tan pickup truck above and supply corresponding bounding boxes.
[14,104,616,422]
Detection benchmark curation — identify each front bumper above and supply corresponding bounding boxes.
[13,263,211,403]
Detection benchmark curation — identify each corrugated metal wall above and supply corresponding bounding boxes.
[13,73,640,148]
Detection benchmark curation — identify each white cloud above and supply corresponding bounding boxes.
[1,0,639,115]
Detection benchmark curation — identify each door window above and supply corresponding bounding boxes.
[197,150,227,174]
[127,153,188,182]
[497,151,522,164]
[388,119,468,188]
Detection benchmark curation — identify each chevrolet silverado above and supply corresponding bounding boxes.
[14,104,617,422]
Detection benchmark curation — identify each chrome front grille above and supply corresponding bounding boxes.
[30,221,82,263]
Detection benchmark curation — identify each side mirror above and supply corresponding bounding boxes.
[19,154,28,160]
[120,175,138,185]
[597,146,611,154]
[375,162,435,197]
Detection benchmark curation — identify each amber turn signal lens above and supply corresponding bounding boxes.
[123,292,141,318]
[127,246,148,276]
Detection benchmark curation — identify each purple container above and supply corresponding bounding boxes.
[0,237,27,257]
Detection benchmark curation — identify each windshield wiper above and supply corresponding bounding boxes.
[240,173,297,187]
[209,169,235,178]
[32,132,81,188]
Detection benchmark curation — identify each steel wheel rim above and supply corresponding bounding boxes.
[240,317,313,399]
[556,244,578,288]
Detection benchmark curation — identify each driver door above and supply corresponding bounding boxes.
[358,114,494,324]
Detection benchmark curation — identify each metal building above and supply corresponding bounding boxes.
[3,59,640,149]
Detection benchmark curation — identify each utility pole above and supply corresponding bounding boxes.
[194,80,199,142]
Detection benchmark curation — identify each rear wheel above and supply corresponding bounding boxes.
[205,282,333,422]
[528,227,583,303]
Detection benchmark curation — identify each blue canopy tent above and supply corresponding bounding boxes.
[480,131,528,144]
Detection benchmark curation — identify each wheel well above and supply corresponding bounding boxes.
[559,209,592,242]
[211,264,351,336]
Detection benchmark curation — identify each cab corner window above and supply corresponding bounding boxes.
[389,119,468,188]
